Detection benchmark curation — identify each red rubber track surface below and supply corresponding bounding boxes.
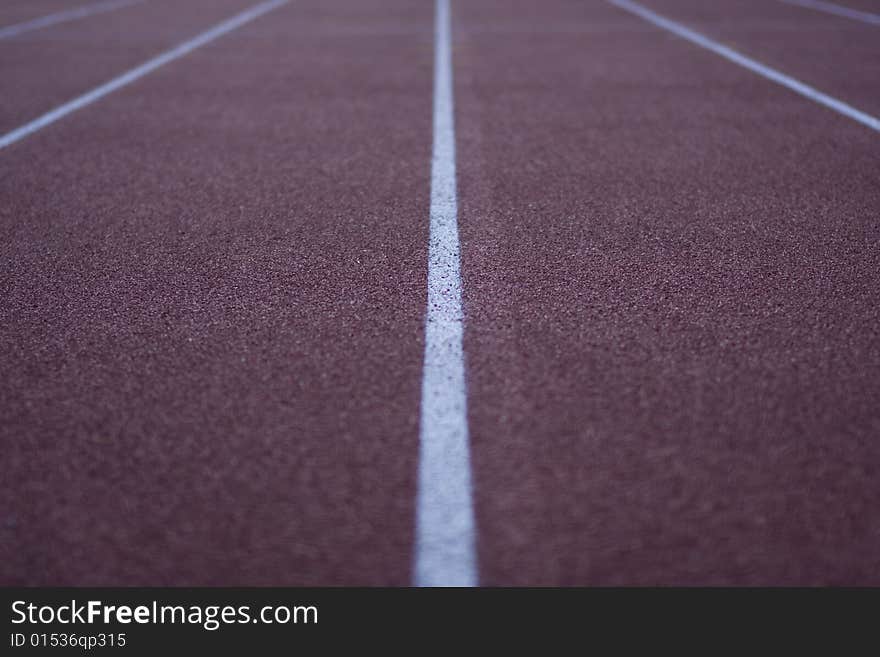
[0,0,258,134]
[0,0,434,585]
[1,0,878,585]
[644,0,880,116]
[456,0,880,585]
[0,1,106,26]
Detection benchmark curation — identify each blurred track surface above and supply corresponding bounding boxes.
[1,0,878,585]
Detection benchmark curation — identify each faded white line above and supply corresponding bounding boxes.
[414,0,477,587]
[0,0,288,150]
[0,0,145,40]
[608,0,880,132]
[778,0,880,26]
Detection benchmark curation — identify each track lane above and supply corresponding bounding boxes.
[0,0,434,585]
[3,0,878,587]
[638,0,880,117]
[779,0,880,25]
[0,0,145,41]
[0,0,258,134]
[608,0,879,131]
[0,0,291,149]
[0,1,119,26]
[456,0,880,585]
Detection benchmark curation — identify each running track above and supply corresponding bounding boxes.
[0,0,878,585]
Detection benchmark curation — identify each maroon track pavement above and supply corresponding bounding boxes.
[1,0,879,585]
[0,0,258,134]
[0,0,433,585]
[456,0,880,585]
[0,0,96,26]
[788,0,880,14]
[643,0,880,117]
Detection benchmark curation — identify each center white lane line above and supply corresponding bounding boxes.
[778,0,880,26]
[414,0,478,587]
[0,0,146,41]
[608,0,880,133]
[0,0,289,150]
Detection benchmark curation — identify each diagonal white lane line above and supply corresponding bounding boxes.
[778,0,880,26]
[608,0,880,133]
[0,0,147,41]
[0,0,289,150]
[414,0,478,587]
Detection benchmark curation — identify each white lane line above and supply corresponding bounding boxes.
[414,0,478,587]
[0,0,145,41]
[608,0,880,133]
[0,0,289,150]
[778,0,880,26]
